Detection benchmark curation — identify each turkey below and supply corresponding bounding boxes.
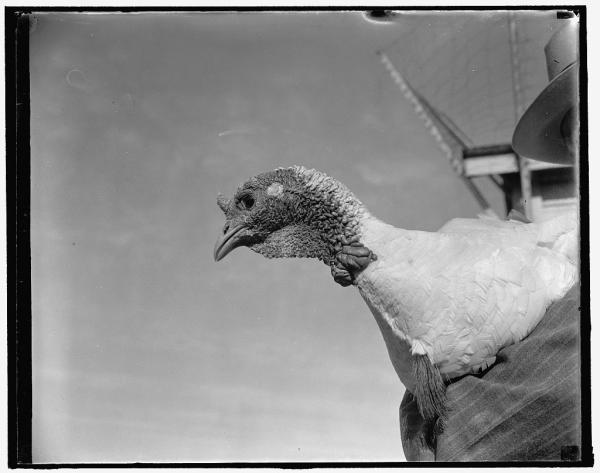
[213,165,578,434]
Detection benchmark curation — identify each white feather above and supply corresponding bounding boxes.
[354,211,578,388]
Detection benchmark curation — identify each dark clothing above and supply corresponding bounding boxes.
[400,284,582,461]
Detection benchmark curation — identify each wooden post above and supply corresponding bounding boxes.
[508,12,533,219]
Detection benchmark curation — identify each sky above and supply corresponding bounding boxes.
[30,10,559,462]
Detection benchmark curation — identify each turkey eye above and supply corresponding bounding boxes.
[239,195,255,210]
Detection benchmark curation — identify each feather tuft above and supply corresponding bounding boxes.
[412,354,447,425]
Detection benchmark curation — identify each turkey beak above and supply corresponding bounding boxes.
[214,222,248,262]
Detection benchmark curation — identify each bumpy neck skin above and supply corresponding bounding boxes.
[251,166,369,265]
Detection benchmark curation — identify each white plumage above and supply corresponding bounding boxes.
[354,210,578,392]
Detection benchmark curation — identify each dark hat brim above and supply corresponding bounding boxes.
[512,63,578,164]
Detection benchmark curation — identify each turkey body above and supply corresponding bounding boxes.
[354,211,578,391]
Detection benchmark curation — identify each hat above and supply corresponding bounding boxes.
[512,19,579,164]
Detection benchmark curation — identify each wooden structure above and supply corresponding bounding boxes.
[379,51,577,222]
[463,145,577,221]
